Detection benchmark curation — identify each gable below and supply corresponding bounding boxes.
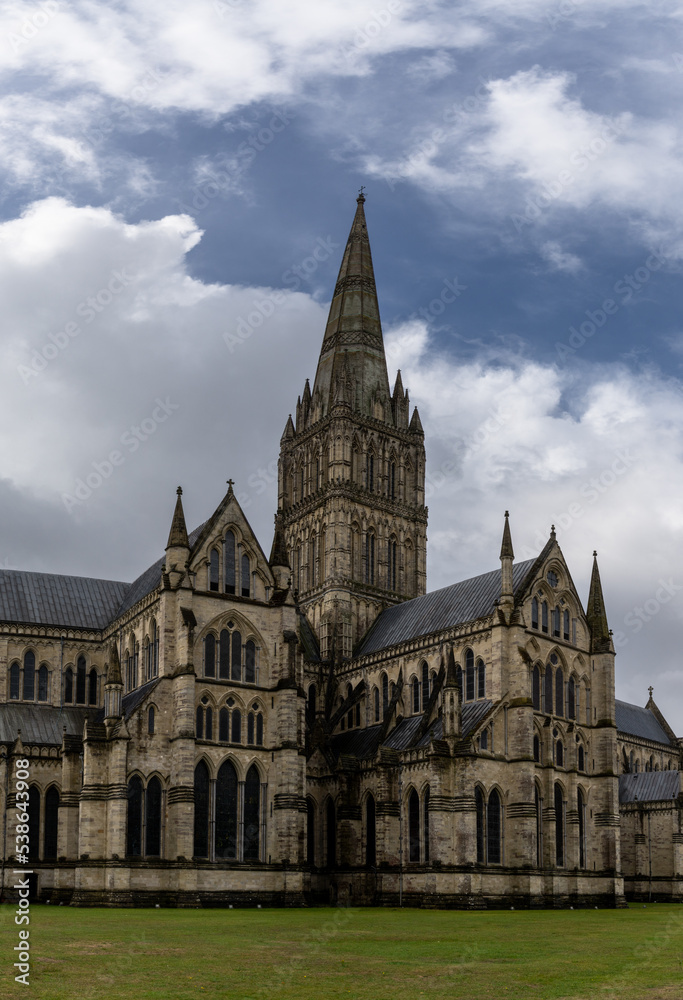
[189,488,275,591]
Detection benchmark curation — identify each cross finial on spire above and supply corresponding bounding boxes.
[176,486,182,496]
[593,550,598,558]
[358,185,366,202]
[550,524,556,540]
[227,478,234,489]
[648,685,654,698]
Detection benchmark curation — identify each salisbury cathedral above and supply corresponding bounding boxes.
[1,196,681,909]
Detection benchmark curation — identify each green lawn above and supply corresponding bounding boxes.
[2,904,683,999]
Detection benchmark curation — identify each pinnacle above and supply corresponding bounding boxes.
[166,485,189,549]
[500,510,514,560]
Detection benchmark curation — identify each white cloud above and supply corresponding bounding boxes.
[540,240,583,273]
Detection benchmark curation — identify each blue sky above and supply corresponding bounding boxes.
[2,0,683,719]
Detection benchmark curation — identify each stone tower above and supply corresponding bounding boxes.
[276,193,427,658]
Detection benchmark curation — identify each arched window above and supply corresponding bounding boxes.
[244,765,261,860]
[567,676,576,720]
[465,649,475,701]
[578,789,586,869]
[196,706,203,739]
[541,600,548,634]
[309,533,316,589]
[219,707,229,741]
[387,536,397,590]
[487,790,502,864]
[408,789,420,862]
[531,597,539,629]
[256,713,264,745]
[477,659,486,699]
[554,784,565,867]
[367,452,375,492]
[231,631,242,682]
[65,667,73,704]
[532,665,540,710]
[563,609,570,641]
[38,664,48,702]
[205,706,213,741]
[556,741,564,767]
[326,798,336,867]
[126,776,143,856]
[366,794,376,867]
[224,530,236,594]
[544,667,553,715]
[151,620,159,678]
[389,461,396,501]
[148,706,155,735]
[555,667,564,717]
[374,686,380,722]
[204,634,216,678]
[552,607,560,638]
[145,777,162,856]
[535,786,543,867]
[475,787,486,863]
[76,656,86,704]
[245,640,256,683]
[241,554,251,597]
[365,530,375,585]
[88,668,97,706]
[209,548,220,591]
[9,662,20,700]
[382,674,389,718]
[247,712,255,745]
[219,630,230,679]
[23,651,35,700]
[231,709,241,743]
[533,734,540,762]
[44,786,59,859]
[193,761,210,858]
[28,786,40,859]
[412,676,420,713]
[215,760,238,859]
[306,798,315,865]
[421,662,429,709]
[424,786,430,864]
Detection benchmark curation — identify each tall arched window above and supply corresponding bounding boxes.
[567,676,576,720]
[475,787,486,863]
[374,686,380,722]
[148,706,155,735]
[306,798,316,866]
[381,674,389,718]
[231,709,242,743]
[554,784,565,867]
[421,662,429,709]
[145,777,162,856]
[367,452,375,492]
[245,640,256,683]
[126,776,143,856]
[366,794,376,867]
[224,530,236,594]
[193,762,210,858]
[477,659,486,699]
[219,707,229,741]
[412,676,420,713]
[578,789,586,869]
[88,668,98,706]
[532,665,540,710]
[563,609,570,641]
[23,651,35,701]
[64,667,73,704]
[541,601,548,633]
[326,798,336,867]
[544,667,553,715]
[241,554,251,597]
[247,712,255,745]
[487,790,502,864]
[552,607,561,638]
[9,662,20,700]
[578,745,585,771]
[309,533,316,589]
[424,786,430,864]
[533,734,540,762]
[44,786,59,859]
[389,461,396,500]
[556,741,563,767]
[531,597,539,629]
[231,631,242,681]
[38,664,48,702]
[535,786,543,867]
[555,667,564,717]
[209,548,219,591]
[76,656,86,704]
[244,765,261,860]
[256,713,264,745]
[215,760,238,859]
[196,705,204,739]
[219,630,230,679]
[387,536,397,590]
[205,706,213,741]
[151,620,159,678]
[408,789,420,862]
[28,786,40,859]
[365,530,375,585]
[205,634,216,678]
[465,649,475,701]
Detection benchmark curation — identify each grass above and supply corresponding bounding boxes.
[1,903,683,999]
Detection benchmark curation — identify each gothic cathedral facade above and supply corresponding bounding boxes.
[0,196,681,908]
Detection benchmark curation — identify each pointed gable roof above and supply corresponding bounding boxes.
[586,551,610,653]
[166,487,189,549]
[187,481,274,586]
[311,193,391,417]
[500,510,514,560]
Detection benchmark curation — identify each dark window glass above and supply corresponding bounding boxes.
[366,794,376,866]
[215,760,238,859]
[374,687,380,722]
[366,532,375,585]
[88,668,97,706]
[421,662,429,708]
[205,634,216,678]
[193,762,210,858]
[544,667,553,715]
[532,666,540,710]
[465,649,475,701]
[567,676,576,719]
[224,531,236,594]
[552,607,560,637]
[44,786,59,859]
[38,665,48,702]
[148,706,155,735]
[367,453,374,492]
[231,709,241,743]
[196,706,203,739]
[480,729,488,750]
[209,548,219,591]
[245,640,256,683]
[76,656,86,704]
[65,667,73,704]
[219,707,229,742]
[487,790,501,864]
[256,713,263,745]
[247,712,255,745]
[355,703,360,727]
[578,790,586,868]
[531,597,539,629]
[390,461,396,501]
[477,660,486,699]
[578,745,584,771]
[241,554,250,597]
[10,663,20,700]
[424,787,430,864]
[145,777,162,856]
[381,674,388,717]
[126,777,143,856]
[28,786,40,858]
[475,787,485,863]
[326,799,336,867]
[23,651,35,700]
[412,676,420,713]
[563,609,570,641]
[554,784,564,866]
[307,798,315,865]
[533,734,540,762]
[408,789,420,862]
[555,667,564,717]
[556,741,563,767]
[244,765,261,861]
[231,631,242,681]
[219,630,230,679]
[541,601,548,633]
[205,707,213,741]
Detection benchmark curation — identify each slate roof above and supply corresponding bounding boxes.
[94,678,160,724]
[115,524,205,617]
[619,771,680,804]
[0,704,96,744]
[615,700,674,746]
[356,560,536,656]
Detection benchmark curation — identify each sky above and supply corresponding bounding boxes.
[1,0,683,722]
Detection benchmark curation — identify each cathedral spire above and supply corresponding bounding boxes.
[500,511,514,610]
[311,193,391,418]
[586,551,611,653]
[166,486,189,550]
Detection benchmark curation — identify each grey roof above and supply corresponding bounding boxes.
[0,704,96,744]
[94,678,160,724]
[615,700,674,746]
[619,771,680,804]
[115,523,205,617]
[0,570,129,630]
[356,560,535,656]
